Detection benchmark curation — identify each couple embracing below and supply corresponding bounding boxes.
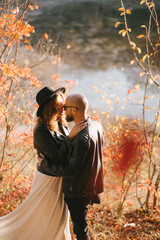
[0,86,104,240]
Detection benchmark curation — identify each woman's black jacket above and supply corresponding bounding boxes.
[33,122,70,176]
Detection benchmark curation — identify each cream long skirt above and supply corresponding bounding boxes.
[0,171,71,240]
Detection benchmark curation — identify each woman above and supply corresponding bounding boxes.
[0,86,85,240]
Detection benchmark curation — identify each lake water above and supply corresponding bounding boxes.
[30,0,160,123]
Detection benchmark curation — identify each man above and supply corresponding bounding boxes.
[39,93,104,240]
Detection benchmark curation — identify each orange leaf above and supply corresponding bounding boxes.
[127,89,131,94]
[52,74,59,80]
[126,9,131,14]
[144,178,151,184]
[118,7,124,11]
[44,33,48,40]
[157,206,160,213]
[51,60,57,65]
[4,14,8,19]
[24,39,29,43]
[8,14,14,19]
[28,5,34,11]
[115,224,119,230]
[36,81,42,89]
[8,42,13,48]
[137,34,145,39]
[34,104,39,108]
[25,45,32,50]
[0,19,6,27]
[34,5,39,10]
[24,33,31,37]
[55,55,61,61]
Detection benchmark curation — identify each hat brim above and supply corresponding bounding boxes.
[36,87,66,117]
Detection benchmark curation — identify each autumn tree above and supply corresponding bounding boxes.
[103,0,160,214]
[0,0,62,214]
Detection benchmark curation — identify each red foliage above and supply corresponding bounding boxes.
[0,162,33,216]
[106,125,146,177]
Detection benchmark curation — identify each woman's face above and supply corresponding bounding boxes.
[56,94,65,116]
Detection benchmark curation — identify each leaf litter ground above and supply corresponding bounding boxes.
[70,204,160,240]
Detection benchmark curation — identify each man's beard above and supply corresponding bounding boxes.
[66,115,73,122]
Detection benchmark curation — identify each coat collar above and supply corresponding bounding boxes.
[57,120,69,136]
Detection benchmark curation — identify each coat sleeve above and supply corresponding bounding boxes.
[34,126,71,165]
[40,135,89,177]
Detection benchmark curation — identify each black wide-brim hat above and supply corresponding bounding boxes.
[36,86,66,117]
